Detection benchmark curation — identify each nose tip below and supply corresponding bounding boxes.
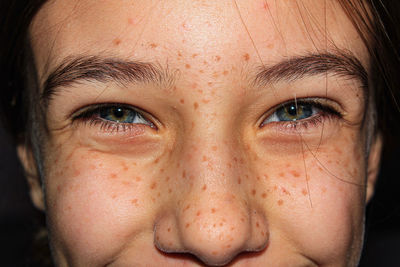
[155,194,269,266]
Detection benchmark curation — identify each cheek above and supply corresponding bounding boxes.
[44,148,162,262]
[251,135,366,261]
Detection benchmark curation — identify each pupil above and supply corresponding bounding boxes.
[113,108,124,118]
[287,105,297,116]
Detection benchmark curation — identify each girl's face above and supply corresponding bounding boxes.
[26,0,381,266]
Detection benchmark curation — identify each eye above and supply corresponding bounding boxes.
[263,102,319,124]
[100,106,148,124]
[73,104,156,131]
[260,99,341,128]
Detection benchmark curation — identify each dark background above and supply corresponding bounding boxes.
[0,124,399,267]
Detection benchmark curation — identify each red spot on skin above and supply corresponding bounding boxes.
[256,222,260,228]
[261,192,267,198]
[281,187,291,195]
[121,162,129,171]
[73,170,80,177]
[168,188,172,193]
[193,102,199,110]
[57,185,61,193]
[192,53,198,58]
[131,199,138,205]
[322,187,327,193]
[184,204,190,211]
[238,178,241,184]
[263,2,269,10]
[211,208,216,213]
[223,70,229,76]
[196,211,201,216]
[202,156,207,162]
[199,69,204,73]
[207,82,213,87]
[122,181,130,186]
[150,43,158,48]
[251,189,256,196]
[334,147,343,155]
[214,55,221,61]
[177,163,180,168]
[110,173,117,179]
[185,64,191,69]
[227,163,232,168]
[180,98,185,104]
[212,146,217,151]
[136,177,142,182]
[302,189,308,196]
[111,194,117,199]
[167,228,171,232]
[279,172,285,177]
[182,170,186,178]
[165,176,170,182]
[278,199,284,206]
[243,53,250,61]
[202,184,207,191]
[113,38,121,46]
[150,182,157,190]
[219,222,223,226]
[160,168,164,173]
[291,170,300,177]
[127,18,134,25]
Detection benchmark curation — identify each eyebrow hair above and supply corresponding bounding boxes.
[41,55,175,105]
[253,51,368,89]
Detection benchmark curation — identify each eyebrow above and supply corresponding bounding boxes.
[253,51,368,88]
[41,55,175,105]
[41,51,368,105]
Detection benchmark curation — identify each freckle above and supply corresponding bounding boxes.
[282,187,290,195]
[113,38,121,46]
[318,166,324,172]
[227,163,232,168]
[178,52,183,57]
[73,170,80,177]
[256,222,260,228]
[150,182,157,190]
[213,224,216,228]
[180,98,185,104]
[57,185,61,193]
[192,53,198,58]
[273,185,278,191]
[111,194,117,199]
[302,189,308,196]
[212,251,217,256]
[251,189,256,196]
[219,222,223,226]
[202,184,207,191]
[185,64,191,69]
[166,176,170,182]
[157,192,161,197]
[223,70,228,76]
[193,102,199,110]
[136,176,142,182]
[110,173,117,179]
[182,170,186,178]
[150,43,158,48]
[279,172,285,177]
[278,199,284,206]
[99,163,103,167]
[243,53,250,61]
[168,188,172,193]
[202,155,207,162]
[322,187,327,193]
[240,217,245,222]
[211,208,216,213]
[127,18,134,25]
[131,199,138,205]
[267,43,274,49]
[237,178,241,184]
[233,157,238,162]
[214,55,221,61]
[122,181,130,186]
[184,204,190,211]
[196,211,201,216]
[262,192,267,198]
[167,227,171,232]
[291,170,300,177]
[177,163,180,168]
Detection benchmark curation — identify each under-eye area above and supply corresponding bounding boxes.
[259,97,342,133]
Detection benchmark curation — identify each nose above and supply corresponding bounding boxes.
[155,137,269,265]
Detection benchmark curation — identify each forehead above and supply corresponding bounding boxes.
[30,0,368,81]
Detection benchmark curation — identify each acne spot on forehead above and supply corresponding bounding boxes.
[131,199,138,206]
[185,64,191,69]
[180,98,185,104]
[237,178,241,184]
[277,199,284,206]
[202,184,207,191]
[211,208,216,213]
[290,170,300,178]
[243,53,250,61]
[279,172,285,178]
[251,189,256,196]
[109,173,117,179]
[302,188,308,196]
[261,192,267,198]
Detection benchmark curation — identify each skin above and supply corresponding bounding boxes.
[22,0,382,266]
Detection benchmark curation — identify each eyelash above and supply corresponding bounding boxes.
[73,103,156,132]
[260,99,342,132]
[72,99,341,134]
